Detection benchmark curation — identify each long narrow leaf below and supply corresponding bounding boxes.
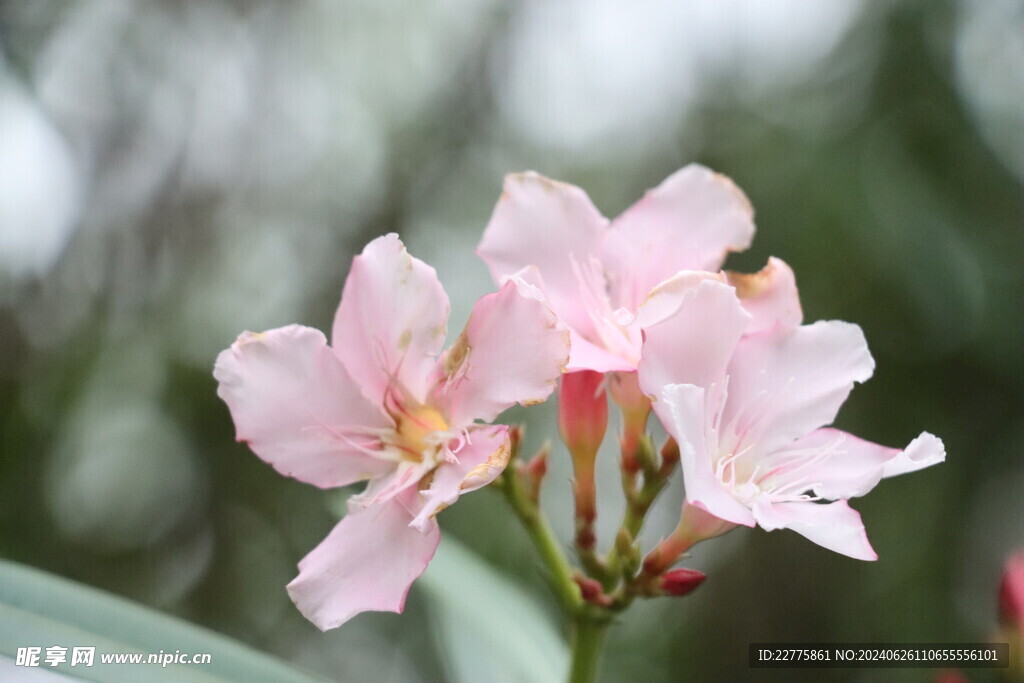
[0,559,322,681]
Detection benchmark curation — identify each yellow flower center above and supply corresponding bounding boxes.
[394,405,449,462]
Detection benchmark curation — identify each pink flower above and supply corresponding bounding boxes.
[477,166,799,372]
[214,234,569,629]
[637,278,945,560]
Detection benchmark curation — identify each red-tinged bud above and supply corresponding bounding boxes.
[607,371,651,474]
[659,568,706,597]
[999,551,1024,630]
[560,371,607,542]
[508,424,524,459]
[517,447,549,504]
[660,438,680,473]
[607,370,650,420]
[573,574,613,607]
[559,370,608,463]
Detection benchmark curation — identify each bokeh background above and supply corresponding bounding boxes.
[1,0,1022,681]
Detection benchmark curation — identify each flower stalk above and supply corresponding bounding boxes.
[494,427,583,615]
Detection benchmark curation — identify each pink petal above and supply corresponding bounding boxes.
[287,489,441,630]
[477,172,610,341]
[726,257,803,333]
[408,425,510,532]
[350,461,431,509]
[752,499,877,561]
[768,429,945,500]
[630,270,728,330]
[767,428,892,500]
[438,279,568,426]
[723,321,875,458]
[602,164,755,310]
[332,233,450,407]
[637,278,751,397]
[657,383,755,527]
[214,325,394,488]
[511,266,630,373]
[566,328,635,372]
[880,432,946,478]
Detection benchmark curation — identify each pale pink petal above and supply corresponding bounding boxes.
[409,425,510,532]
[630,270,727,330]
[287,489,440,630]
[880,432,946,478]
[477,172,610,340]
[503,246,634,372]
[752,499,877,561]
[766,429,946,500]
[637,279,751,398]
[332,233,450,406]
[566,328,635,372]
[722,321,875,458]
[764,428,892,500]
[657,383,755,527]
[214,325,394,488]
[602,164,755,310]
[438,278,568,426]
[726,257,803,333]
[349,461,430,509]
[505,265,630,373]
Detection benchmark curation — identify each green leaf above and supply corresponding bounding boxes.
[419,538,569,683]
[0,558,323,681]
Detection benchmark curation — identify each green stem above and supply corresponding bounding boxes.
[569,617,610,683]
[496,469,582,613]
[603,443,675,584]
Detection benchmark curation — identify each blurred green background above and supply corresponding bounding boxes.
[1,0,1021,681]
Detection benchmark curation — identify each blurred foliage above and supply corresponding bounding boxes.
[0,0,1021,681]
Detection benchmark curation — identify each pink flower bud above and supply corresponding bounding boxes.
[660,568,706,597]
[558,370,608,461]
[999,551,1024,630]
[573,574,613,607]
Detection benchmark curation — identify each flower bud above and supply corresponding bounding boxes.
[659,568,706,597]
[559,371,607,541]
[607,371,651,474]
[573,573,613,607]
[517,445,549,503]
[999,551,1024,630]
[607,370,649,421]
[558,370,608,462]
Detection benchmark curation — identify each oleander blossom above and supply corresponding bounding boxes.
[637,276,946,559]
[214,234,569,629]
[477,165,800,372]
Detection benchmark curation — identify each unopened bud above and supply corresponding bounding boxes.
[558,370,608,461]
[659,568,706,597]
[999,551,1024,630]
[607,371,650,474]
[508,424,524,459]
[607,370,650,420]
[660,437,680,472]
[560,371,606,536]
[517,445,549,504]
[573,573,613,607]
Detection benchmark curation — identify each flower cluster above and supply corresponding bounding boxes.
[478,165,944,563]
[215,165,945,630]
